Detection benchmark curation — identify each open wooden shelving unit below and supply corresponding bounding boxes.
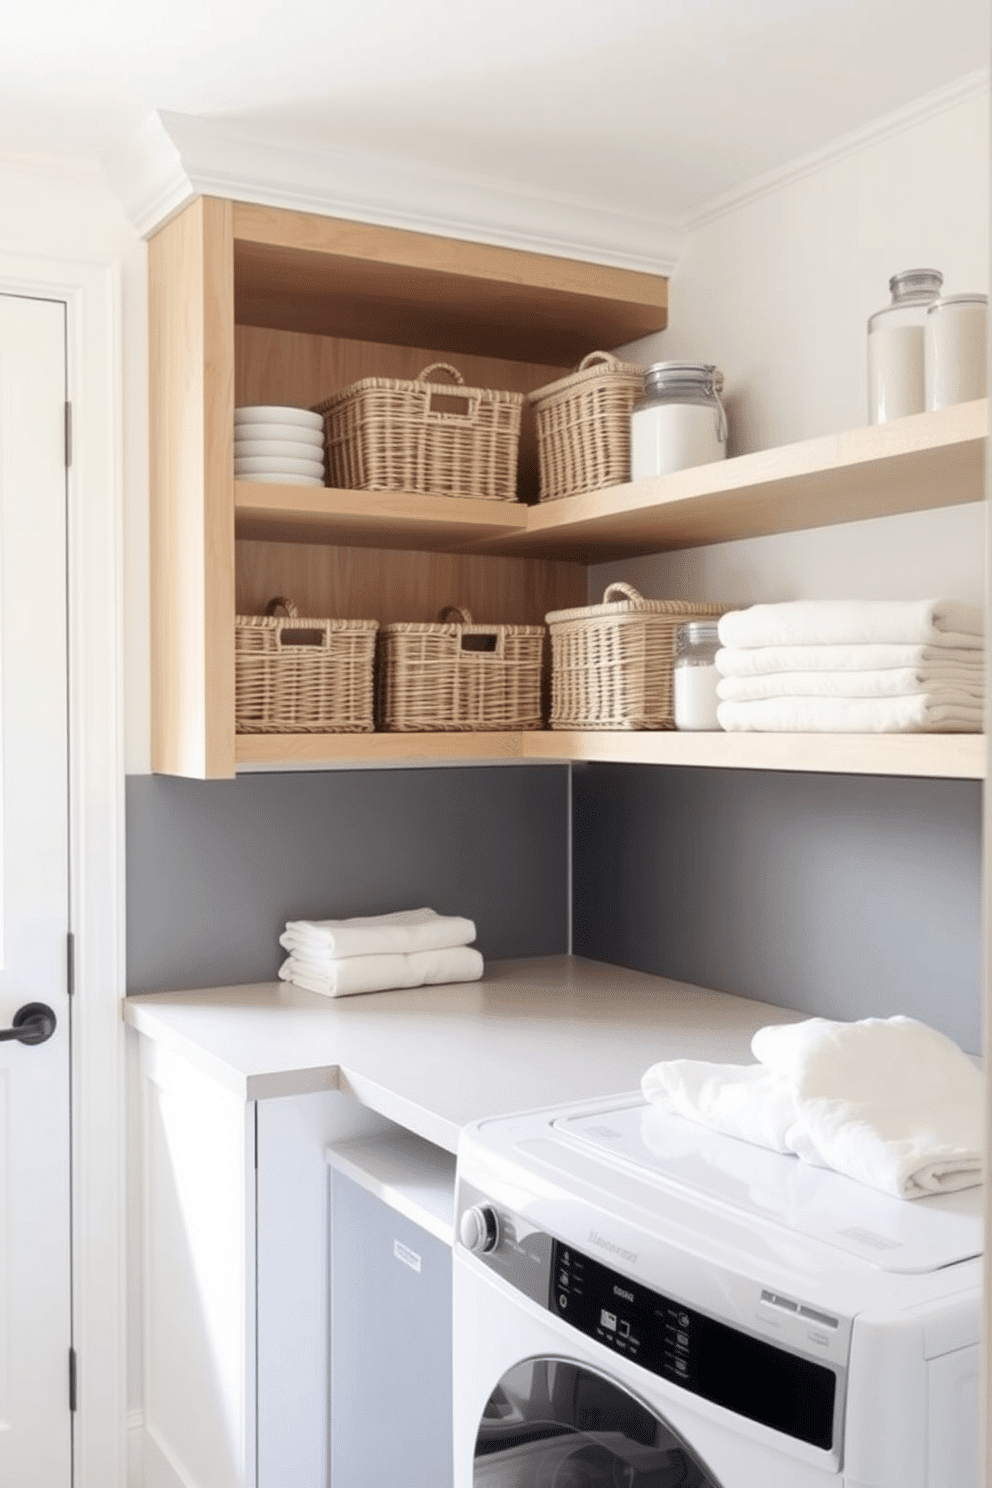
[150,195,987,782]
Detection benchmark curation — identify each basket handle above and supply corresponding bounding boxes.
[437,605,473,625]
[578,351,626,373]
[417,363,465,386]
[602,582,645,606]
[265,596,299,618]
[418,364,478,422]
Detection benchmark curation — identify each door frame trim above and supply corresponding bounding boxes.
[0,255,127,1488]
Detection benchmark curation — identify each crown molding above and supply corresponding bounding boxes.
[686,67,990,232]
[105,110,684,274]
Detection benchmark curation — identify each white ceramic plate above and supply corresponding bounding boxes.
[235,454,326,478]
[235,405,323,431]
[237,472,326,488]
[234,437,327,461]
[233,421,324,448]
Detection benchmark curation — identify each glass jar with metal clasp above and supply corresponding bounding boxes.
[630,361,728,480]
[672,619,722,731]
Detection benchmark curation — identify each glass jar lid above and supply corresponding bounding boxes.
[676,619,721,647]
[888,268,943,303]
[644,361,724,398]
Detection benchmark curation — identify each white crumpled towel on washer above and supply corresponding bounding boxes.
[641,1015,983,1200]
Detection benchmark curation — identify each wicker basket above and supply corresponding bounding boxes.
[378,607,545,732]
[545,583,731,730]
[314,363,524,502]
[235,598,378,734]
[528,351,644,502]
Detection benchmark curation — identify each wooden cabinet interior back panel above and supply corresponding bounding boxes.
[235,540,586,630]
[149,196,237,778]
[231,202,668,362]
[234,324,569,505]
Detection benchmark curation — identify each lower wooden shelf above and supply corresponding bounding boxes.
[235,729,986,778]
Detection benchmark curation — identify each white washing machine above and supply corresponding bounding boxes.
[453,1095,982,1488]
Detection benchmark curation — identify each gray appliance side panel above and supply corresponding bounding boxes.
[571,763,982,1053]
[329,1172,453,1488]
[126,765,569,993]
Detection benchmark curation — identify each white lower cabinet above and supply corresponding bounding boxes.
[137,1037,447,1487]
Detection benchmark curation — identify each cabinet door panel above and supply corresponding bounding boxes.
[330,1173,453,1488]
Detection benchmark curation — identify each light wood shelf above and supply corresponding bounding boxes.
[234,482,528,549]
[523,729,985,779]
[234,728,985,779]
[232,399,987,560]
[490,398,989,559]
[235,731,530,768]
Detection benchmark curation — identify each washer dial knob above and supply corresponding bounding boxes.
[460,1204,500,1254]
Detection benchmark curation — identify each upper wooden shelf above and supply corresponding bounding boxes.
[233,399,988,558]
[234,482,528,549]
[231,202,668,364]
[501,397,989,559]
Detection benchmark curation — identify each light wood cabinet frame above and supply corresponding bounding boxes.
[149,195,986,781]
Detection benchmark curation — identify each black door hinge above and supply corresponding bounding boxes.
[64,402,72,469]
[68,1348,77,1412]
[67,931,75,998]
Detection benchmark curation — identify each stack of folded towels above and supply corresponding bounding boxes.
[279,906,483,999]
[715,598,985,733]
[641,1014,982,1200]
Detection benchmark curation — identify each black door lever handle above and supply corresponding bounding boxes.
[0,1002,57,1045]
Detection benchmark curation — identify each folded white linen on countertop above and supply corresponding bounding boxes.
[717,599,985,650]
[714,642,985,676]
[641,1015,983,1199]
[279,944,484,998]
[716,669,984,702]
[716,695,983,733]
[280,906,476,960]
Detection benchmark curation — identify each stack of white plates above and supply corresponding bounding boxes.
[234,406,325,486]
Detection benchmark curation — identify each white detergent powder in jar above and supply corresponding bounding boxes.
[672,620,722,730]
[630,362,727,479]
[925,294,988,409]
[866,268,943,423]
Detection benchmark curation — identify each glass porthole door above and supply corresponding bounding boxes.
[475,1358,721,1487]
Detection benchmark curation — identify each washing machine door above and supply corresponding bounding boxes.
[475,1357,721,1487]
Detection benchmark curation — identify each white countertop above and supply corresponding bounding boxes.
[124,955,802,1153]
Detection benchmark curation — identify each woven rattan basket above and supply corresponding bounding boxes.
[235,598,378,734]
[378,606,545,732]
[545,583,731,730]
[528,351,644,502]
[314,363,524,502]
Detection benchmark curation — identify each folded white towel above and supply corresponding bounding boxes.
[718,600,984,651]
[715,642,986,677]
[279,944,484,998]
[642,1015,982,1199]
[716,669,984,703]
[280,907,476,960]
[717,695,983,733]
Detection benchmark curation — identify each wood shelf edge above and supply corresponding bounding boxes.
[523,730,986,779]
[232,728,985,779]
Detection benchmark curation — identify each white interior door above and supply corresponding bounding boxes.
[0,293,72,1484]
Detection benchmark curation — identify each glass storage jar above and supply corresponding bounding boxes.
[630,362,727,479]
[866,268,943,424]
[924,294,988,410]
[672,620,722,731]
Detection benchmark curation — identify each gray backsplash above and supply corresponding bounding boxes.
[126,766,570,994]
[126,761,982,1055]
[572,763,982,1054]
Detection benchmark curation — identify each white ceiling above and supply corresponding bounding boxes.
[4,0,989,225]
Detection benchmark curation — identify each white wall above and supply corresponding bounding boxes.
[600,82,989,608]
